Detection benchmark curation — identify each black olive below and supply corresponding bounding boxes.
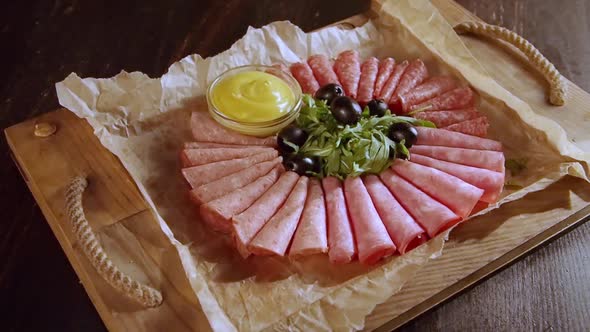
[283,155,318,176]
[367,99,388,117]
[277,125,308,153]
[388,122,418,148]
[314,83,345,105]
[330,96,362,125]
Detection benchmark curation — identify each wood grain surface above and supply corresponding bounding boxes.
[0,0,589,331]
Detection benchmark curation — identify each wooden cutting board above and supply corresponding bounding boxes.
[5,0,590,331]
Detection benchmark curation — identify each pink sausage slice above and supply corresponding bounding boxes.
[415,127,503,151]
[377,60,409,103]
[289,178,328,256]
[191,112,277,146]
[389,59,429,106]
[344,177,396,265]
[180,147,275,167]
[392,76,457,113]
[374,57,395,98]
[231,171,299,257]
[334,50,361,98]
[322,176,356,264]
[184,142,266,149]
[357,57,379,105]
[391,159,484,219]
[380,169,461,237]
[410,145,505,172]
[290,62,321,95]
[443,116,490,138]
[249,176,309,256]
[413,108,480,128]
[308,54,340,87]
[410,87,475,112]
[363,175,426,254]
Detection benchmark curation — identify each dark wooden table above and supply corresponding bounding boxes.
[1,1,588,331]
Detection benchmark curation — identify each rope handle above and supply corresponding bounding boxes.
[454,21,567,106]
[65,176,163,308]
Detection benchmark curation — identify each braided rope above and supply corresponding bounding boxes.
[454,21,567,106]
[65,176,163,308]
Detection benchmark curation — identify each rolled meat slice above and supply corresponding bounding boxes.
[184,142,264,149]
[182,150,278,188]
[180,147,275,167]
[289,178,328,256]
[357,57,379,105]
[392,76,457,113]
[410,145,505,172]
[389,59,429,107]
[322,176,356,264]
[443,116,490,138]
[410,154,504,203]
[189,157,281,205]
[232,171,299,257]
[249,176,309,256]
[334,50,361,98]
[380,169,461,237]
[391,159,484,219]
[415,127,502,151]
[191,112,277,146]
[374,57,395,98]
[199,167,281,233]
[363,175,426,254]
[290,62,320,95]
[413,108,480,128]
[410,87,475,112]
[344,177,396,264]
[377,60,409,103]
[308,54,340,87]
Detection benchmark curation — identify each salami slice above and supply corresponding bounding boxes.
[181,150,278,188]
[391,159,484,218]
[410,87,475,112]
[363,175,426,254]
[344,177,396,264]
[374,57,395,98]
[180,147,275,167]
[308,54,340,87]
[290,62,320,95]
[380,169,461,237]
[189,157,281,205]
[413,108,480,127]
[199,167,281,233]
[322,177,356,264]
[392,76,457,113]
[410,154,504,203]
[410,145,505,172]
[334,50,361,98]
[357,57,379,105]
[443,116,490,137]
[191,112,277,146]
[184,142,264,149]
[377,60,409,103]
[289,178,328,256]
[389,59,429,106]
[415,127,502,151]
[249,177,309,256]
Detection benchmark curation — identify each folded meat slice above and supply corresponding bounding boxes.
[180,147,275,167]
[232,171,299,258]
[289,178,328,256]
[322,177,356,264]
[410,145,505,172]
[189,158,281,205]
[344,177,396,265]
[443,116,489,138]
[199,167,281,233]
[391,159,484,219]
[413,108,481,128]
[191,112,277,146]
[184,142,265,149]
[363,175,426,254]
[182,150,278,188]
[391,76,457,113]
[410,87,475,112]
[249,177,309,256]
[389,59,429,106]
[415,127,502,151]
[380,169,461,237]
[410,154,504,203]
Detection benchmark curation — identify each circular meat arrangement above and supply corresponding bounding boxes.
[181,51,505,265]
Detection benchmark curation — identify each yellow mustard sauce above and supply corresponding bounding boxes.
[210,71,295,122]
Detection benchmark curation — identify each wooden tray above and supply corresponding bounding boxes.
[5,0,590,331]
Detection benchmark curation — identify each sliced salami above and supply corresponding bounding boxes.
[322,176,356,264]
[363,175,426,254]
[290,62,320,95]
[377,60,409,103]
[289,178,328,256]
[410,145,505,172]
[334,50,361,98]
[183,142,264,149]
[180,147,275,167]
[389,59,429,106]
[374,57,395,98]
[392,76,457,113]
[308,54,340,87]
[191,112,277,146]
[380,169,461,237]
[413,108,480,127]
[410,87,475,112]
[443,116,490,138]
[357,57,379,105]
[415,127,502,151]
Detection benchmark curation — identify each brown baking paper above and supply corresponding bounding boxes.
[55,0,589,331]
